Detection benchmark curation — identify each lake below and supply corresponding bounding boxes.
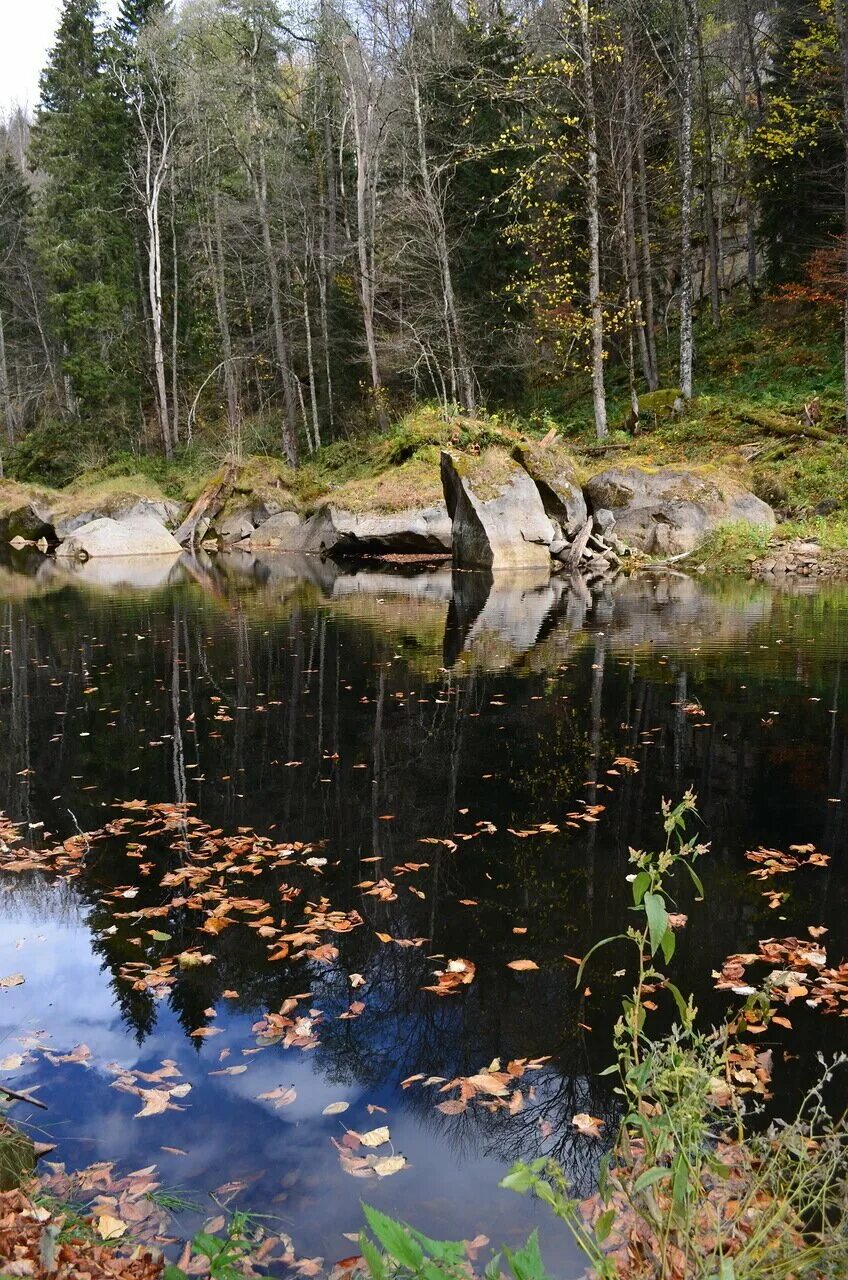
[0,549,845,1275]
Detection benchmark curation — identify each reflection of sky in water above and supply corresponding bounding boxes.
[0,894,564,1265]
[0,564,848,1273]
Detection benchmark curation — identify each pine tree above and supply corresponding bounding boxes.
[29,0,142,429]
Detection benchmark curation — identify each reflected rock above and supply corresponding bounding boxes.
[48,552,183,592]
[445,566,560,669]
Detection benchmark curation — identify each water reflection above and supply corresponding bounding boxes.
[0,550,845,1270]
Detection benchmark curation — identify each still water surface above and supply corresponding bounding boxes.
[0,549,846,1273]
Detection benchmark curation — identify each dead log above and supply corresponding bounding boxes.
[568,517,593,572]
[737,408,837,443]
[173,460,239,548]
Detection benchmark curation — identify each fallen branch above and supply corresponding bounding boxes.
[0,1083,47,1111]
[173,459,238,548]
[737,408,838,443]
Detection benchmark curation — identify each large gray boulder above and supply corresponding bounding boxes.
[51,494,186,541]
[585,465,775,556]
[56,513,182,559]
[440,448,555,571]
[245,511,304,549]
[513,441,587,537]
[247,504,451,555]
[213,494,290,545]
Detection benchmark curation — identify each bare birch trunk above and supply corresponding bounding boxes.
[411,72,476,413]
[697,10,721,327]
[341,38,385,425]
[838,0,848,427]
[679,0,696,400]
[211,191,240,438]
[580,0,608,439]
[622,51,653,390]
[635,125,659,388]
[0,307,14,445]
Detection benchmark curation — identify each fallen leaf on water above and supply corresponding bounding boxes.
[0,973,24,989]
[507,959,538,971]
[357,1126,390,1148]
[209,1065,247,1076]
[371,1154,406,1177]
[257,1085,296,1108]
[323,1101,350,1116]
[436,1099,467,1115]
[572,1113,604,1137]
[95,1213,127,1240]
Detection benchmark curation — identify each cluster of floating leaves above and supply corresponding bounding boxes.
[401,1055,551,1118]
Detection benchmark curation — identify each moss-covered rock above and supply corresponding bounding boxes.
[440,447,554,570]
[513,440,587,536]
[585,464,775,555]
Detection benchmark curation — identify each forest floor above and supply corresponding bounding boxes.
[8,298,848,574]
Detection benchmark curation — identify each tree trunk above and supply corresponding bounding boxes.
[252,149,299,465]
[211,191,240,440]
[697,10,721,326]
[0,307,14,446]
[411,72,476,413]
[634,100,659,389]
[679,0,696,400]
[622,48,653,389]
[341,39,385,425]
[170,185,180,445]
[580,0,608,439]
[839,0,848,427]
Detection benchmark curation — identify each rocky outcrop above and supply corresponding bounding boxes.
[55,513,182,559]
[585,465,775,556]
[246,503,451,555]
[244,511,304,548]
[212,494,291,545]
[50,494,185,541]
[440,448,554,570]
[513,440,587,537]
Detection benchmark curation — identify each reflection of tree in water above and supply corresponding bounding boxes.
[0,569,845,1155]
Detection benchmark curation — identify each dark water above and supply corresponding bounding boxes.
[0,548,846,1274]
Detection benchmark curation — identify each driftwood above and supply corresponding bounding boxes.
[173,460,238,548]
[738,408,837,443]
[568,516,593,572]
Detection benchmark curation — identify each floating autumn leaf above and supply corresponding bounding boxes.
[357,1126,390,1148]
[95,1213,127,1240]
[323,1101,350,1116]
[134,1089,176,1118]
[507,959,538,971]
[436,1099,467,1115]
[423,957,476,996]
[371,1154,406,1177]
[208,1065,247,1076]
[0,973,24,989]
[257,1085,297,1108]
[571,1113,604,1137]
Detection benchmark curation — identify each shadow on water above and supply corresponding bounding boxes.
[0,546,846,1270]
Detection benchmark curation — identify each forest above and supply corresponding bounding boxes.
[0,0,846,485]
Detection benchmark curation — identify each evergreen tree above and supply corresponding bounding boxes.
[29,0,142,429]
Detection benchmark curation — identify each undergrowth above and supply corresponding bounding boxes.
[353,795,848,1280]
